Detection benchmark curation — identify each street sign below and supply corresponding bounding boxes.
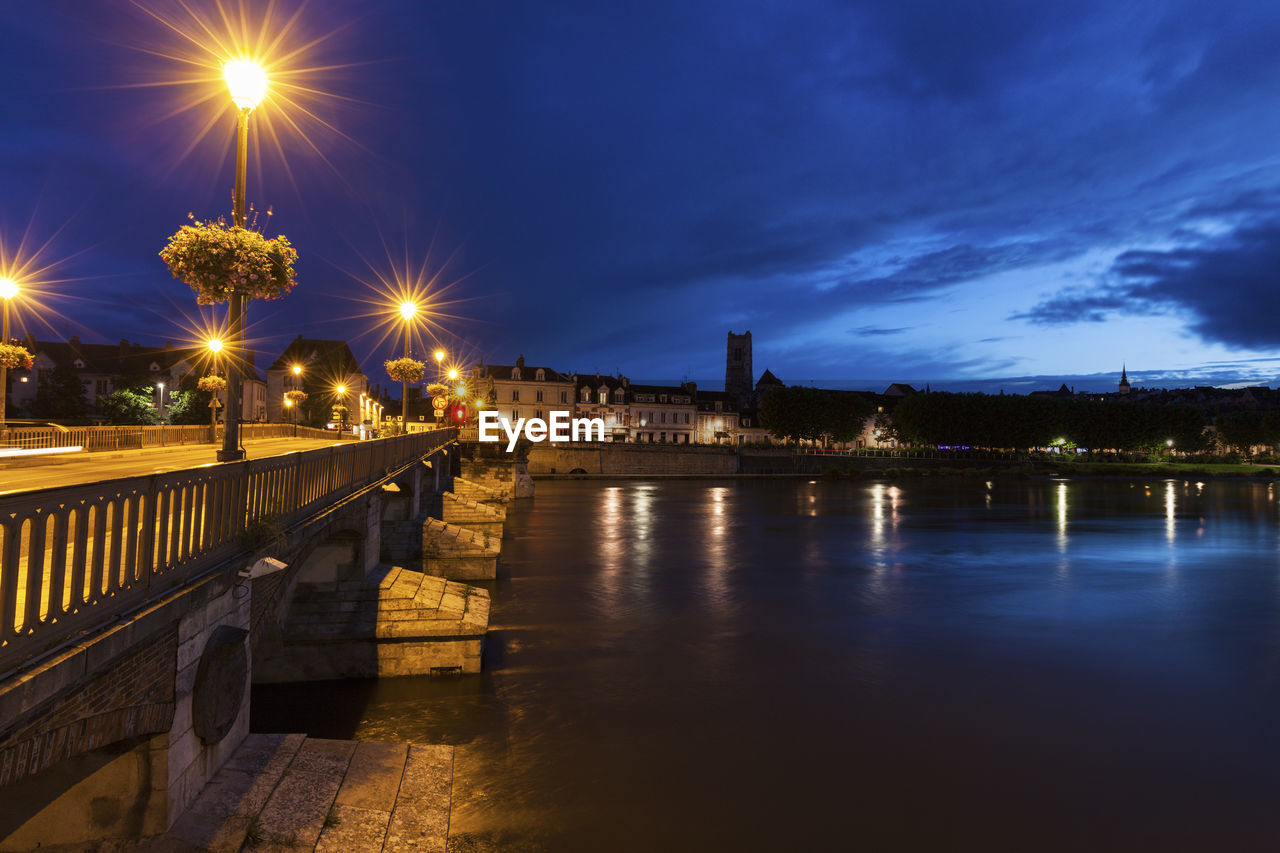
[431,395,447,411]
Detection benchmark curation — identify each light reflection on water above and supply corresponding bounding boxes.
[254,477,1280,852]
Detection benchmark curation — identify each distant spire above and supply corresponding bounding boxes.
[1119,364,1131,395]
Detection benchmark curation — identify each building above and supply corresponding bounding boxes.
[725,330,754,408]
[695,390,740,445]
[471,356,575,426]
[265,336,369,429]
[574,374,631,440]
[628,383,697,443]
[9,336,204,421]
[1119,365,1131,396]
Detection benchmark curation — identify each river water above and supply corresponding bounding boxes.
[253,477,1280,851]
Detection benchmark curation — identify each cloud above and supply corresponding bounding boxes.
[1016,215,1280,348]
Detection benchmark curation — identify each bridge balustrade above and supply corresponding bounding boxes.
[0,428,456,676]
[3,423,345,452]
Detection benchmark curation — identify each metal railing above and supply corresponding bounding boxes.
[0,427,456,675]
[1,423,344,452]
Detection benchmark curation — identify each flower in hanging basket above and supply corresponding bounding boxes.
[160,219,298,305]
[197,374,227,393]
[0,343,34,371]
[284,389,308,405]
[385,357,426,384]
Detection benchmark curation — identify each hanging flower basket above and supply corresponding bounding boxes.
[160,219,298,305]
[385,357,426,384]
[284,389,308,404]
[197,375,227,393]
[0,343,33,371]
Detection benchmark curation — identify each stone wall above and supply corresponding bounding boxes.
[526,443,741,475]
[167,579,252,826]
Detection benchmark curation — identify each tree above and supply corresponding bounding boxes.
[166,389,210,425]
[99,390,159,425]
[28,362,89,422]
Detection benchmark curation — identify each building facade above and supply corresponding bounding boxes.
[629,383,697,443]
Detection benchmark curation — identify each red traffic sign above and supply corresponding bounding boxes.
[431,395,447,410]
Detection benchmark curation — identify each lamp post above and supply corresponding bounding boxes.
[291,363,302,434]
[218,59,267,462]
[0,277,18,442]
[434,349,445,381]
[207,337,224,443]
[335,384,348,434]
[399,301,417,434]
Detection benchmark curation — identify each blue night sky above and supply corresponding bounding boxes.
[5,0,1280,394]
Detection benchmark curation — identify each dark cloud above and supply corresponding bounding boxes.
[1017,217,1280,349]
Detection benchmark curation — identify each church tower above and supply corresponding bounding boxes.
[1118,365,1130,396]
[725,331,753,406]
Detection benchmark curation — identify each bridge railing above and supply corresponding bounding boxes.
[0,428,456,676]
[2,423,345,452]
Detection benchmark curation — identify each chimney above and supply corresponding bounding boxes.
[516,354,525,369]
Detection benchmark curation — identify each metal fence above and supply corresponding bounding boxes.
[0,427,456,675]
[1,423,345,452]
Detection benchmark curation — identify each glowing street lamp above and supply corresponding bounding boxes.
[434,349,445,383]
[334,383,349,433]
[206,337,224,440]
[0,277,19,438]
[447,368,458,382]
[397,300,419,431]
[219,58,268,463]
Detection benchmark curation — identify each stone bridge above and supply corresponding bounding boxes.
[0,430,525,850]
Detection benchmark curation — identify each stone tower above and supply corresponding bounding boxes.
[725,331,753,406]
[1118,365,1130,396]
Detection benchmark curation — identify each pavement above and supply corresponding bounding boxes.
[148,733,453,852]
[0,437,347,496]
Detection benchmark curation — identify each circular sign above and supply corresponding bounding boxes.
[432,395,447,410]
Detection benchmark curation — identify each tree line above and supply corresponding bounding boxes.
[882,392,1210,452]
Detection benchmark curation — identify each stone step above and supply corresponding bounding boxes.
[262,566,489,681]
[163,734,453,852]
[450,476,508,505]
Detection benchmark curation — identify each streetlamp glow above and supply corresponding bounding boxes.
[336,384,347,396]
[292,364,302,376]
[434,350,444,363]
[399,301,418,321]
[207,338,224,354]
[0,278,17,300]
[447,368,458,381]
[224,59,268,110]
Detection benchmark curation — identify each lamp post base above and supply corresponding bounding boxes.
[216,449,246,462]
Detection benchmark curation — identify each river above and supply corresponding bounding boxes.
[253,477,1280,851]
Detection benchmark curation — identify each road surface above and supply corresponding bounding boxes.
[0,437,347,496]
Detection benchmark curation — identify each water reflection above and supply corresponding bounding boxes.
[703,486,731,611]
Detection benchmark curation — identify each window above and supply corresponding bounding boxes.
[660,412,667,423]
[614,389,625,403]
[536,369,545,381]
[659,394,667,403]
[74,359,85,369]
[560,391,568,403]
[599,390,608,405]
[581,388,590,403]
[512,390,520,402]
[685,413,690,424]
[535,409,543,420]
[715,401,723,412]
[95,379,108,395]
[536,390,543,402]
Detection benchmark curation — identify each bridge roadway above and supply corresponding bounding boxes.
[0,437,346,496]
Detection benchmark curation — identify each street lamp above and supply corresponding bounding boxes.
[207,337,224,442]
[0,277,18,440]
[156,381,166,423]
[434,349,445,382]
[447,368,458,382]
[398,301,418,434]
[219,58,268,463]
[335,383,348,433]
